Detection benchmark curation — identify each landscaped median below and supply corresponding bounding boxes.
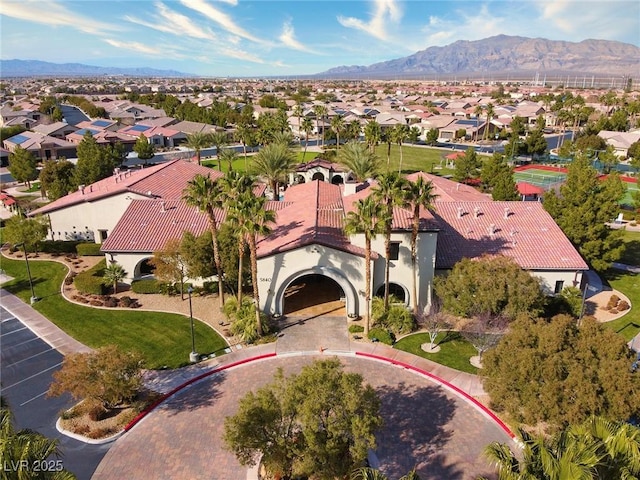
[0,253,228,369]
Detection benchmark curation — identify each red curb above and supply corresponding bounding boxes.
[355,352,515,439]
[124,353,277,432]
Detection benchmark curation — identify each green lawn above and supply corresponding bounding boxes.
[1,256,228,369]
[620,230,640,267]
[393,331,479,374]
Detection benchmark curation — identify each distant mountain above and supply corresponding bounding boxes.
[318,35,640,79]
[0,59,192,77]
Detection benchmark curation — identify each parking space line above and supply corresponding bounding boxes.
[20,391,49,407]
[8,347,55,367]
[1,326,28,337]
[2,362,63,391]
[1,316,17,323]
[4,336,42,349]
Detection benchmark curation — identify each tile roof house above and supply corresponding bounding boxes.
[2,131,77,160]
[30,159,587,318]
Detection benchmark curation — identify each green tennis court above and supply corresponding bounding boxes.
[621,182,639,207]
[512,169,567,188]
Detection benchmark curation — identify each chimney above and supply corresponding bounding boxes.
[343,180,358,196]
[504,207,511,219]
[474,206,481,218]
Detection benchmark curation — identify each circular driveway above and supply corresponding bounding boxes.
[92,354,513,480]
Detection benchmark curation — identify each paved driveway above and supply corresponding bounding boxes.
[92,354,513,480]
[0,306,110,480]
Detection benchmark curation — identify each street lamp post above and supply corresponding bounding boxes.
[187,286,198,363]
[16,243,37,304]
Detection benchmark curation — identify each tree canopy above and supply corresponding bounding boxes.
[39,159,76,200]
[8,146,39,188]
[133,134,155,163]
[453,148,481,183]
[434,255,545,320]
[74,132,119,186]
[3,215,49,253]
[543,154,625,271]
[483,315,640,429]
[223,358,382,479]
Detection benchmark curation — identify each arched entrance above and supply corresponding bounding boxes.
[135,258,155,278]
[274,266,358,318]
[331,175,344,185]
[311,172,325,181]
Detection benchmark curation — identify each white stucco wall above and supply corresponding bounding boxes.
[45,193,146,243]
[257,244,369,318]
[531,269,584,295]
[350,231,438,310]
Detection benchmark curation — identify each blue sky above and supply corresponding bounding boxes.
[1,0,639,77]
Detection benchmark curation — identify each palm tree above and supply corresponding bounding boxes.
[373,171,409,309]
[104,262,127,294]
[184,131,212,165]
[251,142,296,200]
[219,171,256,303]
[183,174,226,309]
[1,405,76,480]
[473,104,484,142]
[331,115,346,152]
[483,103,495,141]
[301,117,314,158]
[240,194,275,335]
[406,176,437,315]
[219,148,238,172]
[210,131,229,171]
[392,124,409,173]
[313,104,328,149]
[344,196,388,335]
[338,141,381,182]
[292,103,303,144]
[364,119,381,153]
[351,467,421,480]
[235,122,254,170]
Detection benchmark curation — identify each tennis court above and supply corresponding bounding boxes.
[621,181,639,207]
[512,168,567,189]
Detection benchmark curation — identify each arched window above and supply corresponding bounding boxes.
[375,283,406,303]
[311,172,325,181]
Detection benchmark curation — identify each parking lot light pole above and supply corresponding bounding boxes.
[187,286,198,363]
[16,243,37,304]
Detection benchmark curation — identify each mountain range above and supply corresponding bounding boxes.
[318,35,640,79]
[1,35,638,79]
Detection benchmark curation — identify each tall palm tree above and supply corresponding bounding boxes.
[292,103,303,144]
[241,194,275,335]
[313,104,328,149]
[183,174,226,309]
[392,124,409,173]
[1,406,76,480]
[364,119,381,153]
[331,115,346,152]
[301,117,314,158]
[338,141,381,182]
[483,103,495,142]
[373,171,409,309]
[344,196,388,335]
[103,262,127,294]
[210,130,229,171]
[184,131,212,165]
[473,104,484,142]
[406,176,437,315]
[251,142,296,200]
[219,148,238,172]
[221,172,256,303]
[351,467,421,480]
[235,122,254,170]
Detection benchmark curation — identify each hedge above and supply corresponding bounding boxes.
[368,327,395,345]
[74,259,108,295]
[76,243,104,256]
[40,240,84,254]
[131,278,162,294]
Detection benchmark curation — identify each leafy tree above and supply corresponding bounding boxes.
[74,131,117,186]
[628,140,640,170]
[433,255,545,320]
[425,128,439,145]
[48,345,144,409]
[338,141,381,181]
[250,141,296,200]
[509,116,527,137]
[3,215,49,253]
[408,125,421,144]
[597,145,619,174]
[132,134,155,165]
[1,125,26,144]
[543,154,625,271]
[183,174,226,309]
[525,127,548,158]
[103,262,127,294]
[484,416,640,480]
[8,146,38,188]
[575,134,607,154]
[481,153,519,200]
[453,148,481,183]
[0,404,77,480]
[180,230,215,281]
[150,238,189,299]
[483,315,640,428]
[223,358,382,480]
[344,196,388,335]
[39,159,76,200]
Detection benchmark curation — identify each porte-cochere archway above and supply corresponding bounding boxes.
[273,266,358,318]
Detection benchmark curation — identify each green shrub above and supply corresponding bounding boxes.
[202,281,218,294]
[368,327,395,345]
[131,278,162,294]
[158,283,178,296]
[371,299,415,335]
[76,243,103,256]
[40,240,84,254]
[348,324,364,334]
[74,259,108,295]
[224,297,270,344]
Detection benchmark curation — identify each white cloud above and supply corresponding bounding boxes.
[103,39,165,56]
[1,0,120,35]
[337,0,403,41]
[180,0,267,45]
[279,20,317,53]
[125,2,217,42]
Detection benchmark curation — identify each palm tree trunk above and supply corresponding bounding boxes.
[237,239,244,304]
[209,216,225,310]
[249,234,262,336]
[384,230,391,310]
[364,238,371,336]
[243,143,248,171]
[399,144,403,174]
[411,210,419,315]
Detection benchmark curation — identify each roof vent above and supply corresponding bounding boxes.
[456,183,461,191]
[489,223,496,235]
[147,190,152,196]
[474,206,481,218]
[160,201,166,213]
[457,206,465,219]
[504,207,511,219]
[78,185,85,194]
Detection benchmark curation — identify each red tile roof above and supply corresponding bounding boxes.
[406,172,491,203]
[517,182,544,195]
[433,201,588,270]
[30,160,220,216]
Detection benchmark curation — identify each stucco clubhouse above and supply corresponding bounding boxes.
[31,159,588,317]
